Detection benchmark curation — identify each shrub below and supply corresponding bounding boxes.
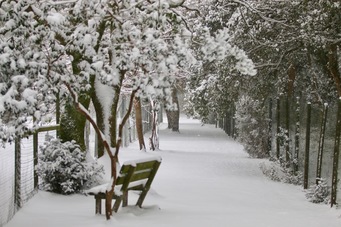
[36,139,104,195]
[305,178,330,204]
[235,95,269,158]
[259,158,302,185]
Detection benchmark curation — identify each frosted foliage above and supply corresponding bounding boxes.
[36,139,104,195]
[201,28,256,76]
[0,0,256,143]
[235,95,268,158]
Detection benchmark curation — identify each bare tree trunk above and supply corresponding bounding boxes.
[91,77,105,158]
[59,95,90,151]
[293,96,300,174]
[149,101,159,150]
[304,102,312,189]
[316,103,328,184]
[276,97,281,159]
[331,98,341,207]
[328,44,341,96]
[134,97,146,150]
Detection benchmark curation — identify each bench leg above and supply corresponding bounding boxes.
[95,197,102,214]
[112,196,122,213]
[122,191,128,207]
[136,189,148,208]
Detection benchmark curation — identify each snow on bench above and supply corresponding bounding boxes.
[85,157,162,214]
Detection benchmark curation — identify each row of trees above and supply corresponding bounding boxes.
[0,0,256,220]
[185,0,341,158]
[184,0,341,206]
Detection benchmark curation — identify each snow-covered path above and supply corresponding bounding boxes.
[5,118,341,227]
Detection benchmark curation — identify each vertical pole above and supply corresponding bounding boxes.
[285,95,290,163]
[33,116,38,190]
[304,102,311,189]
[268,98,273,155]
[231,104,236,139]
[276,97,281,159]
[316,103,328,184]
[331,98,341,207]
[294,96,300,173]
[15,137,22,209]
[56,91,60,137]
[33,130,38,190]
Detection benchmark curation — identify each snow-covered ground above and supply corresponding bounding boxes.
[5,117,341,227]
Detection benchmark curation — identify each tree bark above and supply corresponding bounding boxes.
[59,95,90,151]
[90,80,105,157]
[327,44,341,96]
[166,87,180,131]
[149,101,159,151]
[331,98,341,207]
[316,103,328,184]
[304,102,311,189]
[134,97,146,150]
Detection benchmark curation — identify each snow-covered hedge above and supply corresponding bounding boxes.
[235,95,269,158]
[305,178,330,204]
[259,159,302,185]
[36,139,104,195]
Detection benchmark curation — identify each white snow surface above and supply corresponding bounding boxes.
[6,116,341,227]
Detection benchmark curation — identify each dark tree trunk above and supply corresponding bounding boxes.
[327,44,341,96]
[59,95,90,151]
[276,97,281,159]
[331,98,341,207]
[293,97,300,173]
[166,87,180,131]
[304,102,312,189]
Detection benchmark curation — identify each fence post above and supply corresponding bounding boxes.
[268,98,273,154]
[285,96,290,163]
[293,96,300,173]
[316,103,328,184]
[276,97,280,159]
[33,131,38,190]
[331,98,341,207]
[304,102,311,189]
[56,91,60,137]
[15,137,22,209]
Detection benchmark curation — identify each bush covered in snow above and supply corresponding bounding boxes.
[235,95,269,158]
[36,139,104,195]
[259,158,302,185]
[305,178,330,204]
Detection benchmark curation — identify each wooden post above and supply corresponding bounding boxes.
[56,91,60,137]
[294,96,300,173]
[285,96,290,163]
[33,130,38,190]
[15,137,22,209]
[268,98,273,154]
[331,98,341,207]
[304,102,311,189]
[276,97,281,159]
[316,103,328,184]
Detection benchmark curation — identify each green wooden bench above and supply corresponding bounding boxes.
[86,157,161,214]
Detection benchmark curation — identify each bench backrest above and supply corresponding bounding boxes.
[116,158,161,189]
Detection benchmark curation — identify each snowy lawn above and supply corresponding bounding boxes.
[6,117,341,227]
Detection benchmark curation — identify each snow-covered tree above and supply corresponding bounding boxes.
[185,0,340,158]
[0,0,257,220]
[184,0,257,123]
